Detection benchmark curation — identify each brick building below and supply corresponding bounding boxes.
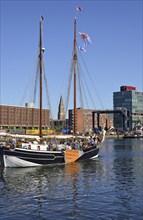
[68,108,112,133]
[0,104,50,130]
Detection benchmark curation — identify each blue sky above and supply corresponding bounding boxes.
[1,0,142,119]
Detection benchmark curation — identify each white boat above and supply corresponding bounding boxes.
[123,122,143,138]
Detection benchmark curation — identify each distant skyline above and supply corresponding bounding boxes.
[1,0,142,118]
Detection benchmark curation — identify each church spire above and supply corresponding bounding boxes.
[58,96,65,120]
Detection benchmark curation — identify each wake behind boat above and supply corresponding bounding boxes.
[0,16,106,168]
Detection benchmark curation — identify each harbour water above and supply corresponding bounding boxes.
[0,138,142,219]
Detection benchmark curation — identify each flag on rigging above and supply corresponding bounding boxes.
[79,32,92,46]
[76,6,83,12]
[79,46,86,52]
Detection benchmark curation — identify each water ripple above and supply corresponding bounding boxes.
[0,139,143,219]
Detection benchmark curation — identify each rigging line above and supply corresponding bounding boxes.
[27,51,40,105]
[53,98,60,123]
[77,55,95,109]
[53,55,72,121]
[78,66,90,110]
[77,58,89,109]
[19,50,40,106]
[33,62,40,104]
[77,61,84,109]
[42,61,53,120]
[77,43,105,109]
[19,71,36,106]
[81,70,96,109]
[29,80,35,102]
[81,55,104,109]
[19,79,31,106]
[31,49,42,106]
[51,58,72,122]
[56,57,74,131]
[65,57,74,116]
[76,47,89,109]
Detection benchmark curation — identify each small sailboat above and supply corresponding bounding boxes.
[0,16,106,168]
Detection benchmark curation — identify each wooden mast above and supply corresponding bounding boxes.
[39,16,43,138]
[73,17,77,135]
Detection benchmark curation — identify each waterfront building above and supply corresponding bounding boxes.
[0,104,50,130]
[113,86,143,130]
[68,108,112,134]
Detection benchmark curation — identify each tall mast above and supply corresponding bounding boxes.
[73,17,77,135]
[39,16,43,138]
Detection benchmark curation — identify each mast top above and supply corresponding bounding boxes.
[40,16,44,21]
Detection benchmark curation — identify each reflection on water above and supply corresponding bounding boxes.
[0,139,143,219]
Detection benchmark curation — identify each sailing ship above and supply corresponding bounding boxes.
[0,16,106,168]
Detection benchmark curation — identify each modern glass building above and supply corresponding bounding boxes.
[113,86,143,131]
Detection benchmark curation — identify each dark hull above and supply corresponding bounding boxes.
[0,145,100,168]
[7,148,64,164]
[123,135,143,139]
[76,146,99,161]
[0,148,64,167]
[0,147,4,167]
